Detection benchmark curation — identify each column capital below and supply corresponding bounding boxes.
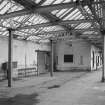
[7,28,15,32]
[50,39,56,44]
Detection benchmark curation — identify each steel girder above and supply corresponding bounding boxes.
[5,0,103,48]
[15,19,98,30]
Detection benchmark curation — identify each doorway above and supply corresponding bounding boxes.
[37,51,50,74]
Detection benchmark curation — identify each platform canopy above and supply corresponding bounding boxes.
[0,0,105,48]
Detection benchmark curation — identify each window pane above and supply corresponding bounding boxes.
[64,55,73,63]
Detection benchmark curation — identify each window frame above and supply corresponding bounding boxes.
[64,54,74,63]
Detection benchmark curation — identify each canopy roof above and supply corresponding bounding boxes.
[0,0,105,48]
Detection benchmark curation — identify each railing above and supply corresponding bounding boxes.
[0,72,6,80]
[0,66,38,80]
[18,67,38,78]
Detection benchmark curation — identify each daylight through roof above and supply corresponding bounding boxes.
[0,0,105,48]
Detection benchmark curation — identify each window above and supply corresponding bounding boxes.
[56,56,58,65]
[80,56,83,65]
[97,56,99,66]
[64,55,73,63]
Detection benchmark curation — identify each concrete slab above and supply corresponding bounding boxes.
[0,70,105,105]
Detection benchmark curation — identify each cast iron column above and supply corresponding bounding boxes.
[7,28,13,87]
[101,7,105,82]
[101,34,105,82]
[50,39,54,77]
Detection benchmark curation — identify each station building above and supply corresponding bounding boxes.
[0,0,104,86]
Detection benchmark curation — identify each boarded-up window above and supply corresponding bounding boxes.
[56,56,58,65]
[64,55,73,63]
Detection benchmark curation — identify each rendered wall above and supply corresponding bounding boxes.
[55,39,91,71]
[0,37,50,71]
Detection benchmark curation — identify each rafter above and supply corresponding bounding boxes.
[38,0,47,5]
[15,19,99,30]
[0,1,105,20]
[87,0,103,29]
[77,2,100,29]
[2,0,102,48]
[13,0,37,9]
[16,28,99,38]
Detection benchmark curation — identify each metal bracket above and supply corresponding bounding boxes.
[100,29,105,35]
